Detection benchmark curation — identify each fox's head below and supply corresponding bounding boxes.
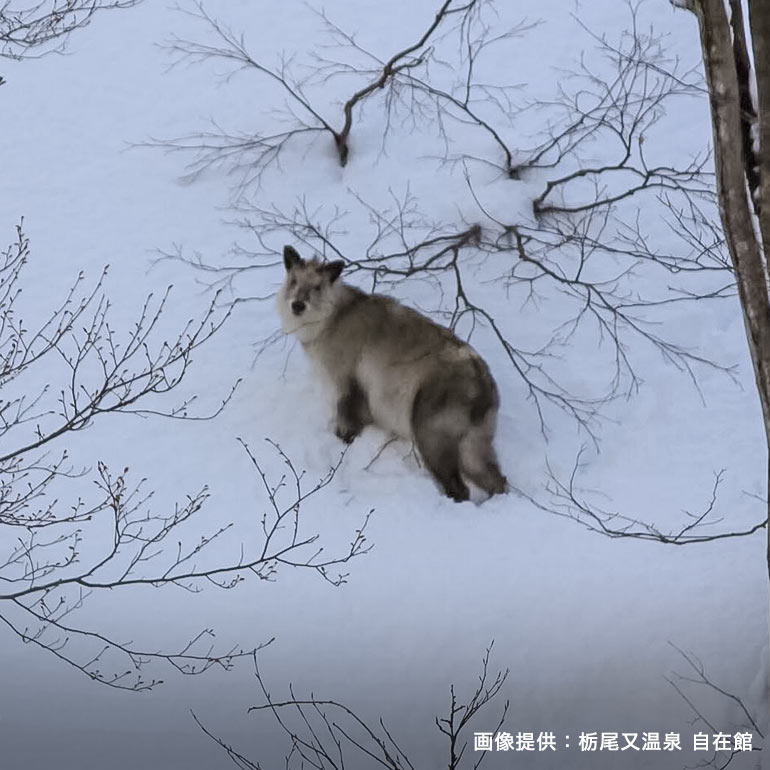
[277,245,346,342]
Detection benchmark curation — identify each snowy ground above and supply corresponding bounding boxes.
[0,1,767,768]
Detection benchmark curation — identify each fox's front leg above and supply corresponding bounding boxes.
[335,377,371,444]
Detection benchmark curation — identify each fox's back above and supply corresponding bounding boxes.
[318,288,489,437]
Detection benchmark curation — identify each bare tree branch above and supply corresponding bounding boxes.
[0,225,372,690]
[666,643,763,768]
[0,0,142,59]
[196,645,508,770]
[151,0,531,179]
[515,452,767,545]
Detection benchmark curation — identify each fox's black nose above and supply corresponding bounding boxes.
[292,300,306,315]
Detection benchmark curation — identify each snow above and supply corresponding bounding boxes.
[0,1,767,769]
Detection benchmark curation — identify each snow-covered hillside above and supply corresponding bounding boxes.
[0,1,766,768]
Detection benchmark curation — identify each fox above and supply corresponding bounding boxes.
[277,244,507,502]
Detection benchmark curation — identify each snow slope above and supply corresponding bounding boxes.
[0,1,766,768]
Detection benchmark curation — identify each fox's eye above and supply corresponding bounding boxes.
[289,278,296,288]
[313,285,321,292]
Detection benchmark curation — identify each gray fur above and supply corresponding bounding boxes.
[277,245,506,502]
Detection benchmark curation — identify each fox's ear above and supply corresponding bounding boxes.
[323,260,345,283]
[283,245,304,271]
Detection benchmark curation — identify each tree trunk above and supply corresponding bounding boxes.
[691,0,770,580]
[749,0,770,587]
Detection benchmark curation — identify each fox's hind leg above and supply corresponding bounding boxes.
[335,377,371,444]
[412,385,470,502]
[415,433,470,502]
[460,429,507,496]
